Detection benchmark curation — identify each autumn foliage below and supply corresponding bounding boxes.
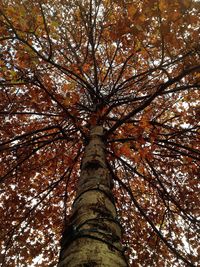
[0,0,199,266]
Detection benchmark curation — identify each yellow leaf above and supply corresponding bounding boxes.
[135,40,141,52]
[159,0,167,12]
[51,21,59,28]
[62,82,75,92]
[127,5,137,17]
[183,0,191,9]
[63,97,71,106]
[138,14,146,22]
[7,6,16,17]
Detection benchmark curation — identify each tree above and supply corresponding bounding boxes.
[0,0,199,266]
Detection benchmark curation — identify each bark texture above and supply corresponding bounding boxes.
[58,126,128,267]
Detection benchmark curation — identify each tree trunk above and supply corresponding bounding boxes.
[58,126,128,266]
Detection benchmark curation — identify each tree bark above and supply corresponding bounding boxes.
[58,126,128,266]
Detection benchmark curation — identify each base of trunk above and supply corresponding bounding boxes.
[58,237,127,267]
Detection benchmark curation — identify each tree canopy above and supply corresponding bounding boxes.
[0,0,199,266]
